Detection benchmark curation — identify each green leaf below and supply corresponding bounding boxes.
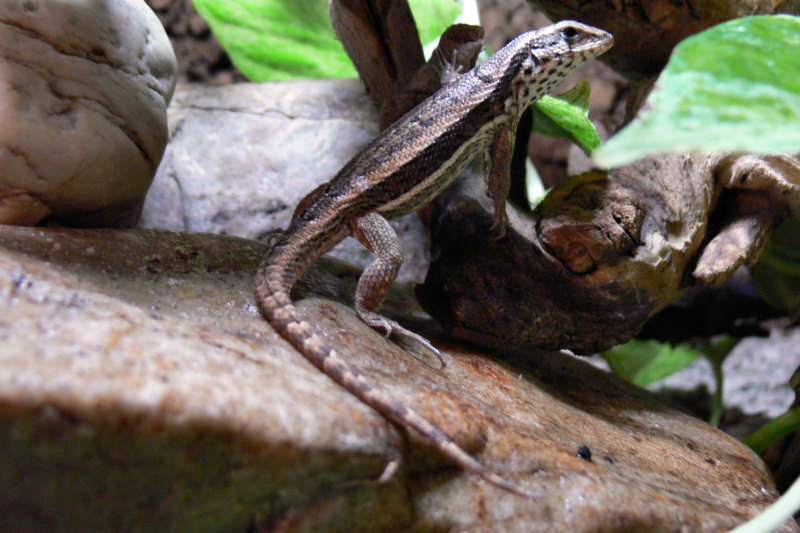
[594,15,800,168]
[751,218,800,313]
[192,0,462,81]
[604,339,702,387]
[698,334,738,367]
[532,80,602,154]
[411,0,462,45]
[524,159,548,209]
[745,406,800,454]
[192,0,355,80]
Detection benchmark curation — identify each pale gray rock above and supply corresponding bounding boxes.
[0,225,796,533]
[141,80,378,236]
[0,0,177,226]
[652,329,800,419]
[141,80,431,284]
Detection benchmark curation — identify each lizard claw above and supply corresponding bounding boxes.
[377,457,401,484]
[389,321,444,366]
[374,317,393,338]
[262,229,285,250]
[489,220,507,242]
[489,207,508,242]
[377,422,406,483]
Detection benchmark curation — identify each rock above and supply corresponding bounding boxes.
[0,0,177,227]
[0,224,796,533]
[140,80,431,284]
[655,329,800,419]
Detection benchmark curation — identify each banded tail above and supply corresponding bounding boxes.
[255,19,614,499]
[255,245,541,498]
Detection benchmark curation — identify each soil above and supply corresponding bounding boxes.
[145,0,246,85]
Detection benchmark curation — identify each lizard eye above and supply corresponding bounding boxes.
[562,27,580,44]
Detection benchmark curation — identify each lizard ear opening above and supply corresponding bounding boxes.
[526,46,543,75]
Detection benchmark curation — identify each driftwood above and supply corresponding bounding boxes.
[420,153,800,352]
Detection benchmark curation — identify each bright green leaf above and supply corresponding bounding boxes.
[594,15,800,168]
[525,159,548,210]
[533,80,601,154]
[745,405,800,454]
[412,0,462,45]
[604,339,702,387]
[192,0,355,80]
[192,0,461,81]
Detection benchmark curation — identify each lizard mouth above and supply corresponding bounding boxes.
[592,32,615,55]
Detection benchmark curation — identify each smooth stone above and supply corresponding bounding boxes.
[140,80,431,285]
[0,0,177,226]
[0,224,794,533]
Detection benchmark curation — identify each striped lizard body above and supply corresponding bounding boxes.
[256,20,613,498]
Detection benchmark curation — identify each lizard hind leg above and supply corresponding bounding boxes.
[350,213,442,362]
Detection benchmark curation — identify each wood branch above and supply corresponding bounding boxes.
[329,0,424,108]
[379,24,484,128]
[329,0,483,128]
[417,153,800,353]
[328,2,800,353]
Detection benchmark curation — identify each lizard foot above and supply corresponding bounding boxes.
[376,420,406,483]
[377,457,401,484]
[260,229,285,250]
[489,215,507,242]
[358,309,445,368]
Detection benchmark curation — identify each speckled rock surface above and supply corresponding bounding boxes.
[0,0,177,226]
[0,225,795,533]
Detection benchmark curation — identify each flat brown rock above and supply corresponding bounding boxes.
[0,225,794,532]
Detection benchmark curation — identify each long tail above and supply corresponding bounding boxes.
[255,253,541,499]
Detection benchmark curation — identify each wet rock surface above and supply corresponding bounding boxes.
[0,225,795,532]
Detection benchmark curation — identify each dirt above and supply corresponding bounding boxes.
[145,0,246,85]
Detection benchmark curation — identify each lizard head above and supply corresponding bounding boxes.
[483,20,614,113]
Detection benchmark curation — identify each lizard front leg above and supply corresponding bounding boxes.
[487,119,518,239]
[350,212,440,356]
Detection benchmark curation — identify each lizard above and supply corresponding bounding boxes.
[256,20,613,498]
